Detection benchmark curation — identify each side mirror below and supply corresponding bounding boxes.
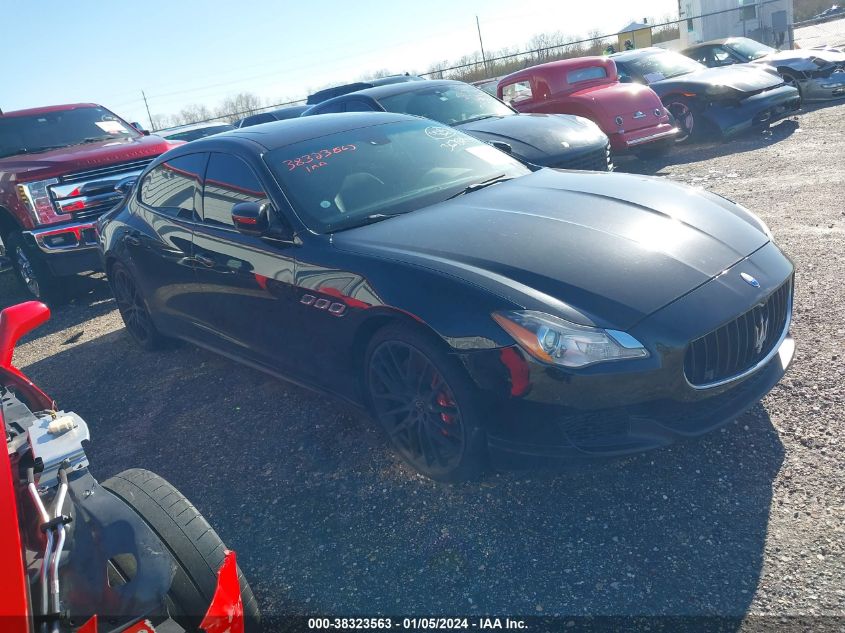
[115,176,138,198]
[231,202,270,236]
[0,301,50,369]
[490,141,513,154]
[131,122,151,136]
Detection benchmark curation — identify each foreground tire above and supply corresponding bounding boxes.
[6,231,60,301]
[102,469,260,632]
[365,323,488,482]
[109,261,169,350]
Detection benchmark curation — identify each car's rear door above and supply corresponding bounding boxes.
[128,152,208,338]
[191,151,301,373]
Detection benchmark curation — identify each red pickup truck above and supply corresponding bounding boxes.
[0,104,177,300]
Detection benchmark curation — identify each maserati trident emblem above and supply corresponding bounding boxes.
[753,315,769,355]
[740,272,761,288]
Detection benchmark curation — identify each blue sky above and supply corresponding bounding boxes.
[1,0,678,125]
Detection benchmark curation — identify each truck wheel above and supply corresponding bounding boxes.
[6,231,59,301]
[101,469,260,632]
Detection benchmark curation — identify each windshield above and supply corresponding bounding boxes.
[378,83,514,125]
[265,118,530,233]
[161,124,234,142]
[727,37,775,61]
[624,51,706,82]
[0,105,139,159]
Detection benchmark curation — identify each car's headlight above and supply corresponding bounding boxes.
[16,179,66,225]
[492,311,649,368]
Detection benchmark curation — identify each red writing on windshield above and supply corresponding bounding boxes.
[284,145,357,172]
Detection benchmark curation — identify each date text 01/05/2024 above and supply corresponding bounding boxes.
[306,617,528,630]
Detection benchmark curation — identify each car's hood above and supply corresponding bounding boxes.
[333,169,769,331]
[653,64,782,93]
[454,113,607,165]
[0,135,177,182]
[755,47,845,69]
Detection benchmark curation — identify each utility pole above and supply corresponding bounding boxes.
[141,90,153,131]
[476,16,489,74]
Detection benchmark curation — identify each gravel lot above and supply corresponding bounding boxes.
[2,102,843,629]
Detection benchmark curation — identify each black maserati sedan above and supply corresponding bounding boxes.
[302,79,613,171]
[611,48,801,142]
[98,112,795,481]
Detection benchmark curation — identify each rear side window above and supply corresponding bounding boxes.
[344,99,376,112]
[140,153,206,220]
[501,80,533,104]
[202,153,269,228]
[566,67,607,83]
[311,100,346,115]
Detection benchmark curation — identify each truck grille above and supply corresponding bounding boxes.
[684,278,792,387]
[556,143,613,172]
[49,159,153,221]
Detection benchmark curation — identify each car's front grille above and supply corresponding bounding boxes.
[49,159,153,221]
[684,278,792,387]
[557,144,612,172]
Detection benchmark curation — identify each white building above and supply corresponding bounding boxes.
[678,0,794,47]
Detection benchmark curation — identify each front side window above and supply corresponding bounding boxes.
[378,83,514,125]
[202,153,269,228]
[0,106,139,159]
[727,37,775,61]
[140,153,207,220]
[265,119,530,234]
[500,80,533,105]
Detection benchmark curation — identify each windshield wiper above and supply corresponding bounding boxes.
[446,174,513,200]
[332,212,406,232]
[81,136,118,144]
[4,144,68,156]
[460,114,498,124]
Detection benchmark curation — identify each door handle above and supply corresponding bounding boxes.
[194,253,215,268]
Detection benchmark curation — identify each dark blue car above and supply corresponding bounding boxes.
[611,47,801,142]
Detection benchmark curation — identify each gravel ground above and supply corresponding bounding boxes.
[1,102,843,630]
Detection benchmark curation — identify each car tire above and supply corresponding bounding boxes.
[108,261,170,350]
[101,469,260,632]
[6,231,60,302]
[663,97,700,143]
[364,323,488,482]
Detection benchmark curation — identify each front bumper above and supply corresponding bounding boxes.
[23,222,102,275]
[610,123,677,151]
[486,334,793,466]
[707,84,801,138]
[800,72,845,101]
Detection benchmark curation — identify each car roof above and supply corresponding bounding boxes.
[498,56,614,84]
[318,79,469,103]
[306,75,425,104]
[158,121,234,134]
[0,103,100,117]
[194,112,415,151]
[609,47,668,62]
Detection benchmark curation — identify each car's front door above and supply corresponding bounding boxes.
[127,152,208,338]
[190,151,302,375]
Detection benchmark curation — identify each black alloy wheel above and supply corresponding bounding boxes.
[365,325,486,481]
[110,262,166,350]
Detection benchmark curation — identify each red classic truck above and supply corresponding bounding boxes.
[0,104,177,300]
[497,57,677,157]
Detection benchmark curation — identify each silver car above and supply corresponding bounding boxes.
[683,37,845,101]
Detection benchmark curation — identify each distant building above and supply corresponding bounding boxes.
[617,20,654,50]
[679,0,794,47]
